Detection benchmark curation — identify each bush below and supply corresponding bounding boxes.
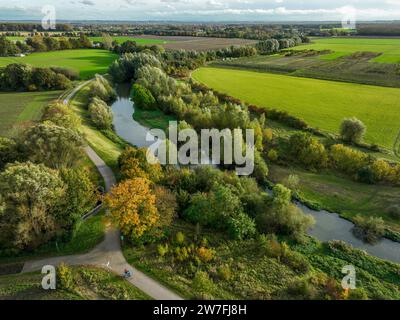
[340,117,366,144]
[89,74,116,102]
[196,247,215,263]
[88,97,113,130]
[157,243,169,257]
[175,232,185,245]
[131,83,156,110]
[0,137,20,170]
[267,149,278,162]
[217,265,232,281]
[330,144,369,176]
[352,215,386,244]
[192,271,214,300]
[50,67,79,80]
[42,102,81,130]
[57,263,75,290]
[356,166,375,184]
[288,132,328,170]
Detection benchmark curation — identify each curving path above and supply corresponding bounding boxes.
[21,81,183,301]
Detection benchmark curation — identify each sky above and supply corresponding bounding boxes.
[0,0,399,22]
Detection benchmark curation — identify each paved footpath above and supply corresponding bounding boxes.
[21,82,183,301]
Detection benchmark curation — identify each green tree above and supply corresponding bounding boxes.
[0,162,65,250]
[288,132,328,169]
[21,123,85,169]
[340,117,366,144]
[58,168,98,231]
[257,184,314,241]
[131,83,157,110]
[42,102,81,130]
[89,97,113,130]
[0,137,21,170]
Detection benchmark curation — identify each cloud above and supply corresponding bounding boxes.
[0,0,399,21]
[80,0,95,5]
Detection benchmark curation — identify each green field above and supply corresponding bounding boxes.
[0,49,118,79]
[0,91,61,137]
[295,38,400,63]
[192,67,400,148]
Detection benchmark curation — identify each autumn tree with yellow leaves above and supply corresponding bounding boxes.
[104,178,159,242]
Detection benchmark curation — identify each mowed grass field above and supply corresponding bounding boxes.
[0,91,60,137]
[192,67,400,148]
[0,49,118,79]
[294,37,400,63]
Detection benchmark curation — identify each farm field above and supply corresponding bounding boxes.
[134,35,258,51]
[88,36,171,45]
[0,49,118,79]
[294,37,400,63]
[0,91,60,137]
[192,67,400,148]
[211,51,400,88]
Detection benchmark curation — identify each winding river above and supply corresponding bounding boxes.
[111,84,400,264]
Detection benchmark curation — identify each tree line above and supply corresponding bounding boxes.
[0,75,118,254]
[0,34,93,57]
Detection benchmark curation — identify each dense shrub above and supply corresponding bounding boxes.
[256,184,315,241]
[288,132,328,170]
[340,117,366,144]
[88,74,116,102]
[119,146,164,183]
[131,83,156,110]
[184,183,256,240]
[0,162,65,251]
[329,144,369,176]
[42,101,81,130]
[20,123,85,169]
[109,52,162,83]
[0,137,21,170]
[352,215,386,244]
[88,97,113,130]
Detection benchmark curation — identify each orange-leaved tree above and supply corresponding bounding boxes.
[104,178,159,242]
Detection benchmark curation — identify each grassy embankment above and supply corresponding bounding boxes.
[133,107,176,131]
[0,266,150,300]
[68,82,124,173]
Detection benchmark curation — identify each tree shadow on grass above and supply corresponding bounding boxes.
[67,54,118,79]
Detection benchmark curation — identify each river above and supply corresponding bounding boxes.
[111,84,400,264]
